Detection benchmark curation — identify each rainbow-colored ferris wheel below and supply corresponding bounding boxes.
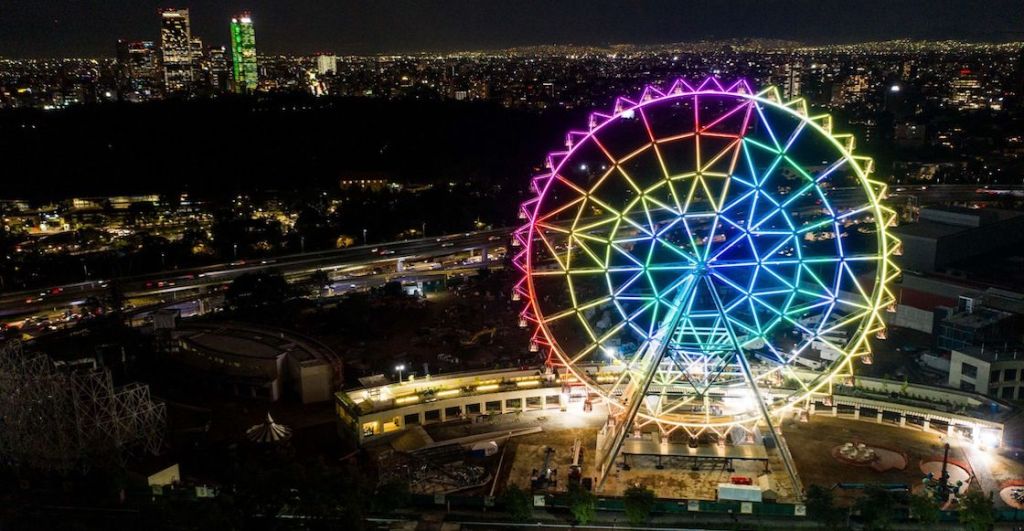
[512,77,900,487]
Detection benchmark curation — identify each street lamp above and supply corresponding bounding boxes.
[363,228,368,245]
[395,364,406,383]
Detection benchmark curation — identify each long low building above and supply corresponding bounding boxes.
[893,207,1024,273]
[163,321,343,403]
[335,365,1008,447]
[336,368,583,443]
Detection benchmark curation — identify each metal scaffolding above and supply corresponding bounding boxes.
[0,341,165,472]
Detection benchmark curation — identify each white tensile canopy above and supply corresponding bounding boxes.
[246,413,293,444]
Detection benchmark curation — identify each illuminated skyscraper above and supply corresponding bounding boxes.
[316,54,337,75]
[230,13,258,93]
[771,62,801,100]
[949,68,984,111]
[116,39,160,102]
[190,36,204,67]
[203,46,231,92]
[160,8,193,93]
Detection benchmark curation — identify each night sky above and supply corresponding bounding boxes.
[2,0,1023,58]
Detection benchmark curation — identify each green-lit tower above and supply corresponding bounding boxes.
[230,13,258,93]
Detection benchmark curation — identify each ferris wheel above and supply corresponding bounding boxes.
[512,77,900,488]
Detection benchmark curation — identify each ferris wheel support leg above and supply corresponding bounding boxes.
[704,276,803,498]
[593,275,699,491]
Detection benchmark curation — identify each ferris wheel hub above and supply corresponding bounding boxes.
[513,77,900,493]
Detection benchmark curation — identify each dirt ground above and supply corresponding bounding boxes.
[416,399,1024,506]
[783,414,959,488]
[600,454,797,501]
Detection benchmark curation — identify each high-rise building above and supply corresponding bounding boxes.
[116,40,160,102]
[230,13,258,93]
[316,54,337,75]
[205,46,231,92]
[949,68,984,111]
[772,63,801,100]
[831,74,870,107]
[160,9,193,93]
[190,36,204,67]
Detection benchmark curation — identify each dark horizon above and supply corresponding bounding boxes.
[2,0,1024,59]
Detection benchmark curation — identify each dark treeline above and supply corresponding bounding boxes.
[0,93,582,202]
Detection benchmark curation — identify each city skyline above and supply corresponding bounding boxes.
[2,0,1024,58]
[6,4,1024,529]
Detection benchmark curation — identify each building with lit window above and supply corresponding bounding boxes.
[116,40,160,102]
[230,13,258,93]
[198,46,231,92]
[160,8,193,93]
[316,54,337,75]
[772,62,801,100]
[949,68,985,110]
[335,365,1006,447]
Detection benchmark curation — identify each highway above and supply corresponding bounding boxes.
[0,228,509,320]
[2,183,1020,326]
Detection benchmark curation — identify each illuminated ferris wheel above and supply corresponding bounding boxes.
[511,77,900,487]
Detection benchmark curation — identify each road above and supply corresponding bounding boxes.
[0,228,509,320]
[3,183,1020,325]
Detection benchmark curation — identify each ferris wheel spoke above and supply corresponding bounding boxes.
[753,103,783,150]
[522,81,893,456]
[541,296,613,325]
[535,194,587,225]
[569,235,611,270]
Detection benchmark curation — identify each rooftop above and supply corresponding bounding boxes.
[891,220,968,240]
[893,208,1024,241]
[175,322,341,365]
[942,306,1013,329]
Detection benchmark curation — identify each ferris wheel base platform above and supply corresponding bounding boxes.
[619,438,769,461]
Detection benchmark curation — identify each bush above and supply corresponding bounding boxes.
[623,484,655,525]
[805,484,843,529]
[853,486,897,531]
[909,492,940,524]
[567,483,596,525]
[500,485,532,521]
[371,479,410,513]
[959,490,995,531]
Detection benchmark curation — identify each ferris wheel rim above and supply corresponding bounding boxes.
[519,79,898,429]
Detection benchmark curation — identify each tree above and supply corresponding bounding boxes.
[909,492,941,525]
[805,484,843,529]
[959,490,995,531]
[567,483,596,525]
[623,484,656,525]
[500,485,532,521]
[106,279,127,313]
[371,479,411,514]
[310,270,330,299]
[225,271,292,312]
[853,486,897,531]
